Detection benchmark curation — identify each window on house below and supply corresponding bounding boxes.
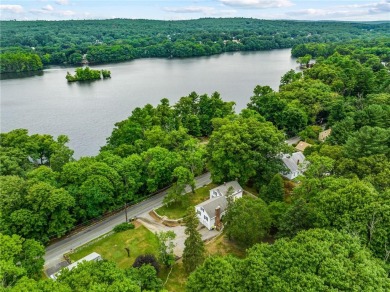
[196,210,201,216]
[200,207,205,212]
[204,215,208,221]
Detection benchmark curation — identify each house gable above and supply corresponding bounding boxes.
[209,181,243,199]
[280,151,308,180]
[195,181,243,230]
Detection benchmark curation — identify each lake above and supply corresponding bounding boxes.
[1,49,297,158]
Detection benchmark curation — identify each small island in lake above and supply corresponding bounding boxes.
[66,67,111,82]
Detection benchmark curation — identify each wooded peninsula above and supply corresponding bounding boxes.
[1,18,390,73]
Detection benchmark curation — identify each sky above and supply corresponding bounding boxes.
[0,0,389,21]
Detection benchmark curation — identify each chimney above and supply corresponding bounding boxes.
[215,206,221,231]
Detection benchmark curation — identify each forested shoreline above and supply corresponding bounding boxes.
[1,38,390,290]
[1,18,390,73]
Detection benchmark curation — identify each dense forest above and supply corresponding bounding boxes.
[1,38,390,290]
[1,18,390,72]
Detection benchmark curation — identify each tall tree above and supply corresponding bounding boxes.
[163,166,195,207]
[224,196,271,247]
[182,208,205,274]
[207,114,284,185]
[186,256,239,292]
[0,233,44,288]
[344,126,390,159]
[187,229,390,291]
[262,174,284,203]
[156,231,176,268]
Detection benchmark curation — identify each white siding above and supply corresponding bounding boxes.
[195,206,217,230]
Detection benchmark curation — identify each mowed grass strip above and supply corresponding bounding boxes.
[69,224,159,269]
[155,183,217,219]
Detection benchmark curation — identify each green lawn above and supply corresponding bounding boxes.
[69,225,159,269]
[155,183,217,219]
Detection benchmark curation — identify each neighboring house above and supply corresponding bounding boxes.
[195,181,243,230]
[295,141,311,152]
[50,252,102,280]
[280,152,308,180]
[319,128,332,142]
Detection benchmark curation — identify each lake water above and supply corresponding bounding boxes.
[1,49,297,158]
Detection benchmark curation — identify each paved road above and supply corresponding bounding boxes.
[44,172,211,270]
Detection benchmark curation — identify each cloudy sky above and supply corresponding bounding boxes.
[0,0,389,21]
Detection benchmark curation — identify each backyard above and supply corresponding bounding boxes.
[159,232,246,291]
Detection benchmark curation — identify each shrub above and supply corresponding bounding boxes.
[113,222,135,233]
[132,254,160,273]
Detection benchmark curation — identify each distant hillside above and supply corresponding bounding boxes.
[1,18,389,71]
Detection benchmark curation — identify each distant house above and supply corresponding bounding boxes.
[195,181,243,230]
[319,129,332,142]
[50,252,102,280]
[280,152,308,180]
[295,141,312,152]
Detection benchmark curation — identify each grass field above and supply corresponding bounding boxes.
[155,183,217,219]
[69,224,159,269]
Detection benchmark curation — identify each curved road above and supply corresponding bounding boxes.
[44,172,211,271]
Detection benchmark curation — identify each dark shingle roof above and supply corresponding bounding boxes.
[209,181,242,198]
[282,152,306,172]
[196,196,228,219]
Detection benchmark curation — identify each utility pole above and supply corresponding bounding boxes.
[124,202,128,222]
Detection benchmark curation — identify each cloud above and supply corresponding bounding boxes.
[55,0,70,5]
[164,5,237,17]
[369,0,390,14]
[164,6,215,14]
[288,1,390,19]
[42,5,54,11]
[30,7,75,17]
[58,10,75,16]
[219,0,293,9]
[0,4,24,14]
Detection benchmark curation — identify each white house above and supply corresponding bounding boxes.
[280,152,308,180]
[50,252,102,280]
[195,181,243,230]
